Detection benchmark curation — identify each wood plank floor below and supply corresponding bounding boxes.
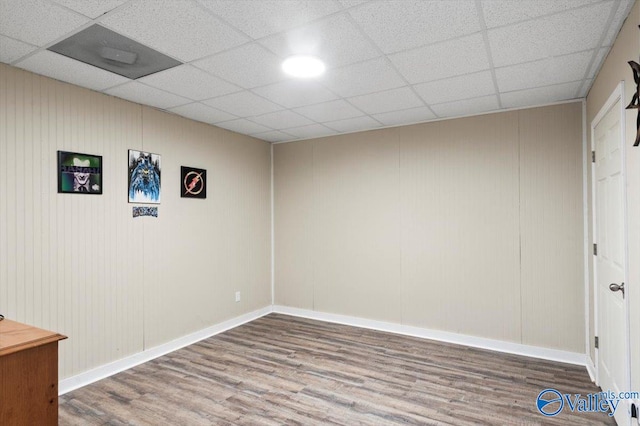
[59,314,615,425]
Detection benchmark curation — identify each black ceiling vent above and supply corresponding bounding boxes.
[48,24,182,80]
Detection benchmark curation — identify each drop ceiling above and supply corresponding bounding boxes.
[0,0,634,143]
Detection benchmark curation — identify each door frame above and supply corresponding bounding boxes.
[590,81,631,402]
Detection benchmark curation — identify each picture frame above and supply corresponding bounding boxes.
[180,166,206,199]
[128,150,161,204]
[57,150,103,194]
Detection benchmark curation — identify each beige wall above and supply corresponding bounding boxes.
[586,0,640,391]
[275,102,584,352]
[314,129,402,323]
[140,107,271,348]
[519,105,585,350]
[0,63,272,379]
[399,112,521,341]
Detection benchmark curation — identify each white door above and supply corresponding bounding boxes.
[593,86,630,425]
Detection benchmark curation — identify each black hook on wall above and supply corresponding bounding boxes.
[627,25,640,147]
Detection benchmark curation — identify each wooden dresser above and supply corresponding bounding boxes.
[0,319,67,426]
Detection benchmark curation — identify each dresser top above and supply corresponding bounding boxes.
[0,318,67,357]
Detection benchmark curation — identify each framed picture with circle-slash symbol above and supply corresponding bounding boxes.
[180,166,206,199]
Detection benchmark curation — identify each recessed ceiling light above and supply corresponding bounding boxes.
[282,55,326,79]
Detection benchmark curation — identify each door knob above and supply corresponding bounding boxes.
[609,282,625,298]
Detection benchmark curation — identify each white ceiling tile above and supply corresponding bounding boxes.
[414,71,495,105]
[495,50,592,93]
[252,80,338,109]
[323,57,406,97]
[500,81,583,109]
[603,0,634,46]
[250,110,315,129]
[202,91,283,117]
[349,0,480,54]
[100,0,248,62]
[337,0,370,7]
[488,2,611,67]
[431,95,499,118]
[105,81,191,109]
[390,34,490,84]
[293,99,364,122]
[281,123,337,139]
[137,65,240,101]
[0,35,37,63]
[193,43,285,89]
[197,0,340,39]
[15,50,129,91]
[168,102,238,124]
[372,106,436,127]
[348,87,423,115]
[215,118,273,135]
[481,0,601,29]
[51,0,126,19]
[259,14,380,70]
[324,115,381,133]
[587,47,610,79]
[0,0,89,46]
[252,130,296,142]
[579,79,594,97]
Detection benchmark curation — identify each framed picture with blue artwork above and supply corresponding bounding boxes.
[128,149,161,204]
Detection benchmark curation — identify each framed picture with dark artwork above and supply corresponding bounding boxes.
[181,166,206,199]
[128,150,161,204]
[57,150,103,194]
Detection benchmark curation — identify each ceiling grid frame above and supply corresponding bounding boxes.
[0,0,633,142]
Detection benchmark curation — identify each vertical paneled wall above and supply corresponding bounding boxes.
[0,64,145,378]
[273,142,314,309]
[0,64,272,379]
[274,102,584,353]
[141,107,271,349]
[519,105,584,351]
[313,130,402,323]
[400,113,521,342]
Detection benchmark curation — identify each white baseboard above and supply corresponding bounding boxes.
[61,305,589,395]
[59,306,273,395]
[272,305,587,367]
[586,356,597,382]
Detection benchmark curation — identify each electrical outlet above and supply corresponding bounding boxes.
[235,291,241,302]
